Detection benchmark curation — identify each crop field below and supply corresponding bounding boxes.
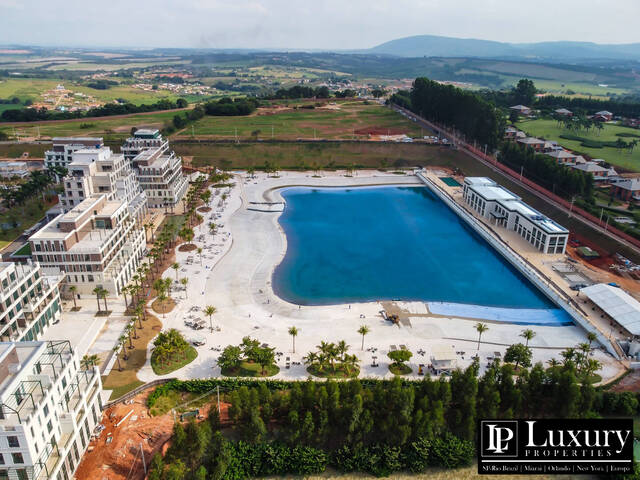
[516,118,640,171]
[179,101,424,140]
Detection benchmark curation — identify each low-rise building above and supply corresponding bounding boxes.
[572,162,618,183]
[463,177,569,254]
[554,108,573,116]
[546,150,579,164]
[509,105,531,116]
[516,137,546,152]
[0,340,102,480]
[612,178,640,202]
[44,138,104,177]
[594,110,614,121]
[122,130,188,209]
[0,162,30,179]
[28,195,145,295]
[0,261,63,343]
[58,146,147,224]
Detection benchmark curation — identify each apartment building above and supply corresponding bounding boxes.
[28,195,145,296]
[463,177,569,254]
[44,138,104,178]
[121,129,188,208]
[58,146,147,224]
[0,262,63,344]
[0,340,102,480]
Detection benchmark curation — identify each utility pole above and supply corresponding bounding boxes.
[604,216,609,231]
[217,385,220,413]
[569,196,575,218]
[140,442,147,475]
[599,208,604,223]
[519,165,524,181]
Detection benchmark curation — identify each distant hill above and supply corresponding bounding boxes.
[367,35,640,61]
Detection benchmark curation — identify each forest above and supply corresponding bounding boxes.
[147,357,640,479]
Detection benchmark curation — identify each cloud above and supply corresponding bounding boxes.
[1,0,639,48]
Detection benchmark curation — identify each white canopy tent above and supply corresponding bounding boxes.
[580,283,640,336]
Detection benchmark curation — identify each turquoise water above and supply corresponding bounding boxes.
[273,186,563,317]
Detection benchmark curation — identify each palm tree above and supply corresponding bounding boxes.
[134,304,144,329]
[122,285,130,309]
[475,323,488,350]
[171,262,180,281]
[208,222,217,236]
[197,247,203,265]
[125,324,134,349]
[204,305,217,332]
[288,326,298,353]
[92,287,103,312]
[119,335,129,360]
[157,292,168,318]
[180,277,189,298]
[520,329,536,347]
[587,332,597,348]
[113,345,123,371]
[80,354,101,370]
[100,288,109,312]
[69,285,78,310]
[547,358,560,368]
[357,325,370,350]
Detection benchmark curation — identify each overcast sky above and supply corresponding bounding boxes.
[1,0,639,49]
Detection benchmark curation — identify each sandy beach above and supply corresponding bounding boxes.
[134,170,623,383]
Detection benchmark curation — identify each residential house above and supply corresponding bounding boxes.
[555,108,573,116]
[572,162,618,183]
[509,105,531,116]
[546,150,579,164]
[612,178,640,201]
[516,137,546,152]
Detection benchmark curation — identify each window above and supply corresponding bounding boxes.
[46,420,53,433]
[0,470,7,480]
[11,452,23,464]
[43,404,49,417]
[16,470,27,480]
[0,454,4,464]
[7,436,18,448]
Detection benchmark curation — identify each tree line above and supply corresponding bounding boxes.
[203,97,259,116]
[0,97,189,122]
[537,95,640,118]
[393,77,505,151]
[499,141,595,200]
[146,357,640,479]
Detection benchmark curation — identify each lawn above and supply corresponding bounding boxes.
[307,364,360,379]
[389,364,412,375]
[101,314,163,400]
[221,361,280,377]
[151,345,198,375]
[0,195,56,247]
[179,101,423,140]
[516,118,640,172]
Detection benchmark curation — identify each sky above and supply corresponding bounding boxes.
[1,0,640,49]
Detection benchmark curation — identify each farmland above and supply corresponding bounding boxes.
[516,118,640,171]
[180,101,424,140]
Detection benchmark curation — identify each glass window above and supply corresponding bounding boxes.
[11,452,23,464]
[7,437,18,448]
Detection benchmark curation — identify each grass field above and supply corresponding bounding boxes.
[0,110,181,140]
[178,142,467,170]
[179,102,423,140]
[516,118,640,171]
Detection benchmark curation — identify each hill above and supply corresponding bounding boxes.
[368,35,640,62]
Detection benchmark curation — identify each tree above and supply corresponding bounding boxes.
[113,345,123,371]
[217,345,242,372]
[504,343,532,369]
[80,354,101,370]
[99,287,109,312]
[357,325,370,350]
[288,326,299,353]
[508,109,519,124]
[587,332,597,347]
[92,287,102,312]
[388,349,412,371]
[513,78,536,106]
[171,262,180,281]
[204,305,217,332]
[69,285,78,309]
[180,277,188,298]
[475,323,488,350]
[520,329,536,347]
[254,346,276,375]
[198,247,203,265]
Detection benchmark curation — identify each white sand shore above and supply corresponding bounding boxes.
[136,170,623,383]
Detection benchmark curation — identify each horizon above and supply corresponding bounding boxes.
[2,0,640,50]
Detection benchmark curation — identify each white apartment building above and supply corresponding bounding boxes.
[0,340,102,480]
[0,262,63,344]
[121,129,188,209]
[58,146,147,224]
[463,177,569,254]
[28,195,146,296]
[44,138,103,178]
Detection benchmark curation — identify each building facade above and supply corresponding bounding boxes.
[463,177,569,254]
[0,340,102,480]
[44,138,104,178]
[28,195,145,296]
[58,146,147,224]
[121,130,188,209]
[0,262,63,344]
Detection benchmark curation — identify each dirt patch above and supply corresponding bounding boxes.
[112,123,162,133]
[608,371,640,392]
[75,389,175,480]
[151,297,176,315]
[178,243,197,252]
[354,126,407,136]
[197,206,212,213]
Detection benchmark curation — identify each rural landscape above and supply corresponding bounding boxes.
[3,2,640,480]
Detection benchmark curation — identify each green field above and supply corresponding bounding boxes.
[0,110,181,140]
[182,102,423,140]
[516,118,640,171]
